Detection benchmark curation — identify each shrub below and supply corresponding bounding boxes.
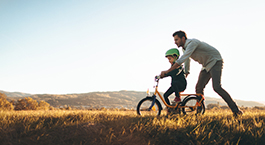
[15,97,39,110]
[15,97,51,110]
[0,93,13,110]
[220,105,229,109]
[207,103,220,109]
[38,100,50,110]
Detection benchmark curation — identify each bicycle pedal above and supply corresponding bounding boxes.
[168,107,179,114]
[168,108,174,112]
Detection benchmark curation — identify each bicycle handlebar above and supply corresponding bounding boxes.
[155,75,161,82]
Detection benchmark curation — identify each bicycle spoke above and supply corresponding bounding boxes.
[182,97,205,115]
[137,97,161,116]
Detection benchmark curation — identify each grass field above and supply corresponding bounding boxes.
[0,109,265,145]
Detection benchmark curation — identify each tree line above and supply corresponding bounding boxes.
[0,93,50,111]
[2,92,264,111]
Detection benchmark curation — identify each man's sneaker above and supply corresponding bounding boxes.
[233,110,243,118]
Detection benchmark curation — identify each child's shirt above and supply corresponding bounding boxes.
[165,64,186,85]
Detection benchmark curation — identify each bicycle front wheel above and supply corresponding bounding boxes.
[137,97,162,116]
[182,97,205,115]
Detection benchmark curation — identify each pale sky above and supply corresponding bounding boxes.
[0,0,264,102]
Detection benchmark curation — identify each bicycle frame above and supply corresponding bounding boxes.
[151,79,204,109]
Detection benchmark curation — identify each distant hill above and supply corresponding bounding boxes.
[0,90,32,97]
[3,90,264,108]
[203,96,264,108]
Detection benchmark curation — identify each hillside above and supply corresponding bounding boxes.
[0,90,32,97]
[3,90,264,109]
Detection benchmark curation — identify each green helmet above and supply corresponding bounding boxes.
[165,48,180,58]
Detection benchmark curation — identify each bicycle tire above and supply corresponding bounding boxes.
[181,96,205,115]
[137,97,162,116]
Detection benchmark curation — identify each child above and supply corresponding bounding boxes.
[160,48,187,106]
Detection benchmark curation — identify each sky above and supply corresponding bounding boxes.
[0,0,265,102]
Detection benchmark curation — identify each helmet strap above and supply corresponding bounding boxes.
[173,56,178,62]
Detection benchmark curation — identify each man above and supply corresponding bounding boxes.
[160,30,243,117]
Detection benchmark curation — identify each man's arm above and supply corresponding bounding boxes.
[175,39,198,65]
[184,58,190,77]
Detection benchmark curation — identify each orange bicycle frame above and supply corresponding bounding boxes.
[153,82,204,109]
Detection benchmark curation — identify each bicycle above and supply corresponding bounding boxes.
[136,76,205,116]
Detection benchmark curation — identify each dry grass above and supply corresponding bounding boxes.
[0,109,265,145]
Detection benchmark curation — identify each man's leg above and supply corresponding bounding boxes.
[210,61,239,112]
[195,70,211,95]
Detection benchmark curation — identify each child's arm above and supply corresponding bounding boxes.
[161,63,180,77]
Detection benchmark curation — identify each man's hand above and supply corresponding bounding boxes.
[185,73,189,78]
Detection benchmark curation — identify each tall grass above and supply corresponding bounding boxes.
[0,109,265,145]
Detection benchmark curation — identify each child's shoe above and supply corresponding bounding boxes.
[173,96,181,104]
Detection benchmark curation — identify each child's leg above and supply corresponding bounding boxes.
[163,87,174,105]
[171,83,180,100]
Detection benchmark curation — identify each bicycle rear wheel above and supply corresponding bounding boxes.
[137,97,162,116]
[182,96,205,115]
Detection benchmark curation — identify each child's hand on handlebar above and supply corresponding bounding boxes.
[155,75,161,81]
[160,71,167,78]
[155,75,161,79]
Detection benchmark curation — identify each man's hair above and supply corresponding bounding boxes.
[172,30,187,40]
